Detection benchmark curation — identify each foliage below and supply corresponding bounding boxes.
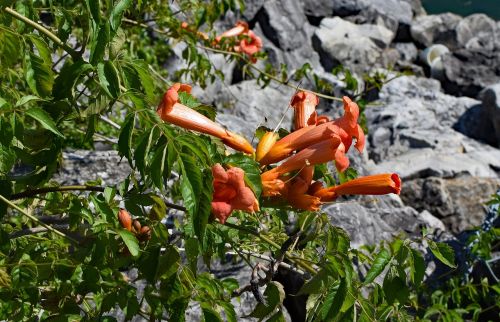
[0,1,498,321]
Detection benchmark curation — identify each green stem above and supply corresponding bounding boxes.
[3,7,79,59]
[10,185,188,212]
[0,194,78,244]
[223,222,317,274]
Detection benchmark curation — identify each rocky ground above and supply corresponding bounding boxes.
[55,0,500,320]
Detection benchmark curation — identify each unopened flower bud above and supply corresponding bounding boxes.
[118,209,132,231]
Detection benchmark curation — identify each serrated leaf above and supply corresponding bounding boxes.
[428,240,456,268]
[202,306,223,322]
[383,268,409,305]
[110,0,132,31]
[118,229,139,257]
[224,153,262,198]
[321,279,347,321]
[98,60,121,98]
[410,248,425,287]
[118,114,134,165]
[26,107,64,138]
[25,50,54,98]
[53,59,93,99]
[151,144,167,189]
[219,301,237,322]
[363,249,391,285]
[327,226,350,254]
[0,145,15,176]
[196,170,213,246]
[90,22,110,65]
[129,60,155,101]
[249,281,285,319]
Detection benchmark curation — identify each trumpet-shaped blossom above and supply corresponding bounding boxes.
[314,173,401,202]
[215,21,262,63]
[261,137,348,183]
[286,177,321,211]
[291,91,319,130]
[259,96,364,166]
[157,83,254,154]
[256,131,279,162]
[216,21,249,42]
[333,96,365,152]
[211,164,259,224]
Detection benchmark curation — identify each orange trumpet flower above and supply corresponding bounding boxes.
[314,173,401,202]
[286,177,321,211]
[157,83,254,154]
[333,96,365,152]
[291,91,319,130]
[215,21,249,42]
[261,137,349,182]
[211,164,259,224]
[258,122,349,165]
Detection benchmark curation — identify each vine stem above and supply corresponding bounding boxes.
[3,7,79,59]
[223,222,317,274]
[0,194,78,244]
[10,185,187,212]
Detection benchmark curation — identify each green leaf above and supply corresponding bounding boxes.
[98,60,121,98]
[321,279,347,321]
[25,50,54,98]
[90,22,110,65]
[53,59,93,99]
[150,144,167,189]
[118,229,140,257]
[410,248,425,287]
[15,95,42,107]
[118,114,134,165]
[26,107,64,138]
[363,249,391,285]
[86,0,101,23]
[128,60,155,101]
[428,240,456,268]
[178,91,200,109]
[327,226,350,254]
[202,305,223,322]
[0,145,15,176]
[110,0,132,31]
[249,281,285,319]
[383,268,409,305]
[224,153,262,198]
[298,268,329,295]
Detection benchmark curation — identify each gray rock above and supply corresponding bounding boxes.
[241,0,265,21]
[410,13,462,48]
[440,50,500,97]
[365,75,500,179]
[453,104,497,147]
[479,83,500,147]
[213,80,294,141]
[401,176,500,233]
[313,17,395,73]
[324,194,445,247]
[55,150,131,186]
[456,14,498,51]
[394,42,418,62]
[257,0,311,52]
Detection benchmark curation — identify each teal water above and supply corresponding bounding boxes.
[422,0,500,20]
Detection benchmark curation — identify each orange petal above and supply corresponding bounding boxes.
[256,131,279,162]
[259,122,350,165]
[261,178,287,197]
[333,96,365,153]
[211,201,233,224]
[239,30,262,57]
[262,137,348,178]
[333,173,401,196]
[291,91,319,130]
[216,21,249,42]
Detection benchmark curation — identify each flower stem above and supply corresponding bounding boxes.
[3,7,79,59]
[0,194,78,244]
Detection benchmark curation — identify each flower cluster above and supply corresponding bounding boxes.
[157,83,401,223]
[181,20,262,63]
[257,91,399,211]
